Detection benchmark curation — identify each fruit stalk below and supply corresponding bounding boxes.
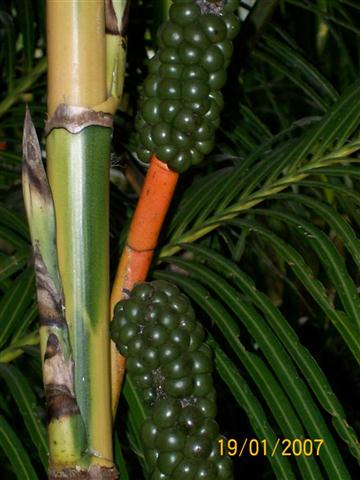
[110,156,179,413]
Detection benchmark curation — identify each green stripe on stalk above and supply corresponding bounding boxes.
[46,119,113,468]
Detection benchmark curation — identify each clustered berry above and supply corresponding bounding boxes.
[111,280,233,479]
[135,0,240,173]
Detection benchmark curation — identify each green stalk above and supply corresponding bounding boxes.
[22,108,87,469]
[23,0,128,478]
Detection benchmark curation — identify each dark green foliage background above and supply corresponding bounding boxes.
[0,0,359,479]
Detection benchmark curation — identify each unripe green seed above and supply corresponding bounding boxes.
[158,341,182,363]
[144,449,159,470]
[141,419,158,449]
[173,108,198,133]
[168,151,191,173]
[195,138,215,155]
[159,78,181,99]
[159,47,180,64]
[179,406,203,433]
[186,98,211,115]
[152,122,172,146]
[162,354,192,379]
[179,44,202,65]
[194,120,214,141]
[142,346,160,369]
[182,65,208,81]
[182,79,209,102]
[170,3,201,26]
[208,69,227,90]
[171,294,190,313]
[158,307,179,330]
[142,98,161,125]
[158,451,184,476]
[173,458,199,480]
[156,144,178,162]
[172,130,193,150]
[184,434,212,459]
[161,22,183,47]
[145,324,169,346]
[200,14,227,43]
[170,327,191,350]
[224,13,240,40]
[184,21,210,48]
[144,75,159,97]
[160,99,181,122]
[164,375,193,397]
[201,45,225,72]
[159,62,184,79]
[155,427,186,452]
[152,398,181,428]
[133,372,153,389]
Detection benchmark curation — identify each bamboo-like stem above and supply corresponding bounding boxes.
[42,1,126,478]
[110,156,179,413]
[22,109,88,469]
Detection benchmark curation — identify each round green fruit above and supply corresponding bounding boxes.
[173,458,199,480]
[145,324,169,347]
[131,282,154,301]
[158,451,184,476]
[169,3,201,26]
[142,98,161,125]
[164,375,194,397]
[160,99,181,122]
[141,419,158,449]
[161,22,183,47]
[173,108,198,133]
[200,14,227,43]
[159,47,180,64]
[136,143,148,162]
[144,75,159,97]
[184,434,213,459]
[179,44,202,65]
[182,79,209,102]
[172,130,193,150]
[159,62,184,79]
[201,45,225,72]
[156,144,178,162]
[152,122,172,146]
[155,427,186,452]
[159,78,181,99]
[168,151,192,173]
[224,13,240,40]
[162,354,192,379]
[152,397,181,428]
[158,341,182,363]
[178,406,203,433]
[182,65,208,81]
[184,21,210,48]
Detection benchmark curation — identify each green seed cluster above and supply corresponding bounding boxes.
[111,280,233,479]
[135,0,240,173]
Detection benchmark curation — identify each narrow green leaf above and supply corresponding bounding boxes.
[209,336,296,480]
[0,267,35,348]
[0,248,29,282]
[253,207,360,330]
[0,415,38,480]
[232,219,360,362]
[183,243,360,462]
[0,363,48,469]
